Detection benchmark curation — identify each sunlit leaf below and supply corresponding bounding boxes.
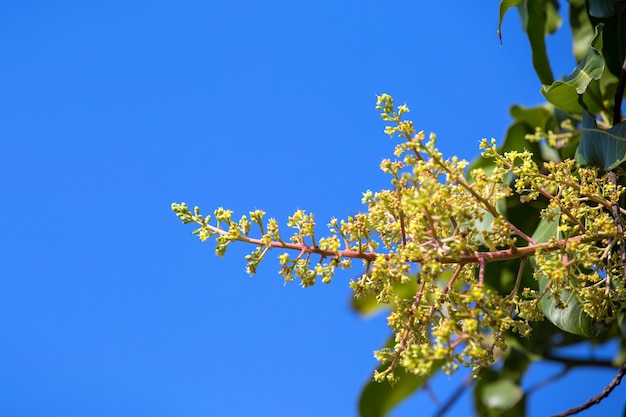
[498,0,523,43]
[351,279,421,316]
[499,0,560,83]
[541,25,605,114]
[509,104,554,127]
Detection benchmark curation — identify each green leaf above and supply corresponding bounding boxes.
[352,291,384,316]
[586,0,626,77]
[541,25,605,114]
[531,216,605,337]
[481,379,524,411]
[351,279,421,316]
[588,0,618,18]
[619,310,626,339]
[509,104,554,127]
[469,104,546,174]
[497,0,562,82]
[474,368,526,417]
[531,213,560,243]
[576,110,626,170]
[539,275,604,338]
[543,0,562,35]
[358,359,443,417]
[498,0,524,43]
[525,0,555,85]
[501,346,532,381]
[569,0,595,62]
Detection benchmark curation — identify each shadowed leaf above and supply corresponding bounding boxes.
[569,0,595,62]
[532,216,605,337]
[577,110,626,170]
[525,0,555,84]
[587,0,626,76]
[358,356,444,417]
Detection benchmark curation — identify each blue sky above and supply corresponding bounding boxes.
[1,1,624,416]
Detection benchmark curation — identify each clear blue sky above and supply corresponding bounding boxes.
[1,1,623,416]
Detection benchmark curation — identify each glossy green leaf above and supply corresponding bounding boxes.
[541,25,605,114]
[577,110,626,170]
[539,275,605,338]
[619,310,626,339]
[531,216,604,337]
[358,358,444,417]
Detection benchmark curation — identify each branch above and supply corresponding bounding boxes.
[550,361,626,417]
[433,372,474,417]
[526,366,571,396]
[200,215,613,267]
[425,144,535,244]
[542,353,617,369]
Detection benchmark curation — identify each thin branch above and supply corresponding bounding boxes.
[200,216,613,267]
[386,279,428,373]
[542,353,617,369]
[433,372,474,417]
[477,258,485,286]
[537,186,586,233]
[550,361,626,417]
[445,232,612,265]
[608,170,626,280]
[527,366,572,396]
[427,149,536,244]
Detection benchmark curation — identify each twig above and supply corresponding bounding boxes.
[527,366,571,396]
[550,361,626,417]
[433,372,474,417]
[386,279,427,373]
[542,353,616,369]
[200,213,612,266]
[608,170,626,281]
